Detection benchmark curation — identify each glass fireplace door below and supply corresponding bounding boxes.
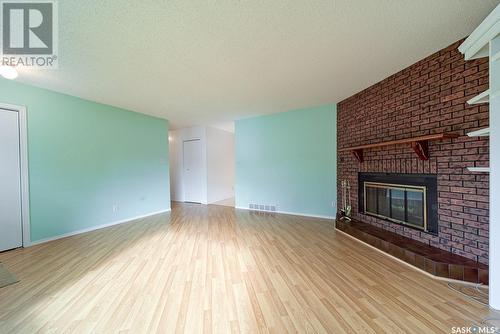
[363,182,426,230]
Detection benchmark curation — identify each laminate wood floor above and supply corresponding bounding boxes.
[212,198,235,207]
[0,202,495,333]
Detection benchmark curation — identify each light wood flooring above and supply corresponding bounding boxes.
[212,198,235,207]
[0,202,495,333]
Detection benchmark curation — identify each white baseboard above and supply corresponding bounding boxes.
[235,206,335,220]
[27,209,172,247]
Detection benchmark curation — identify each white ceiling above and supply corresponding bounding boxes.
[15,0,499,129]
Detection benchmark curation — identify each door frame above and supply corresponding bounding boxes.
[0,103,31,247]
[182,139,203,203]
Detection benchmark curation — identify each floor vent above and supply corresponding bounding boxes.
[249,204,277,212]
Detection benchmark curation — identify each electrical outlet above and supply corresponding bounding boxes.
[331,201,336,207]
[113,204,119,213]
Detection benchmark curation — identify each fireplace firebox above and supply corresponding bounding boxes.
[358,173,438,234]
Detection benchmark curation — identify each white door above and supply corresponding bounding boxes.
[183,139,203,203]
[0,108,22,251]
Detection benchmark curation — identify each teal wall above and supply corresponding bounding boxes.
[235,104,336,218]
[0,79,171,242]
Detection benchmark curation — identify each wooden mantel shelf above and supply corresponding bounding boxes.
[339,133,459,163]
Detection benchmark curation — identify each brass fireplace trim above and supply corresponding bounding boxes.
[363,181,428,231]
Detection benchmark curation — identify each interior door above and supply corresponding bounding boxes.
[183,139,203,203]
[0,108,22,251]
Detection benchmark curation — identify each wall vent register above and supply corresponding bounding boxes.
[249,204,276,212]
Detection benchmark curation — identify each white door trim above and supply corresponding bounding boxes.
[0,103,31,247]
[183,139,203,203]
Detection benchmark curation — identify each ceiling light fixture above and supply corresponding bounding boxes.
[0,66,19,80]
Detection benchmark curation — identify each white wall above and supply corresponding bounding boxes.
[169,126,208,204]
[490,36,500,310]
[169,125,234,205]
[169,130,182,201]
[207,127,235,203]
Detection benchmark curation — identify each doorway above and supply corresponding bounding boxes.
[0,107,26,251]
[183,139,204,203]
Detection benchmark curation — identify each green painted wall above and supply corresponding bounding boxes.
[0,78,171,242]
[235,104,336,218]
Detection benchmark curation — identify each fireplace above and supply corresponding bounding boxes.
[358,173,438,234]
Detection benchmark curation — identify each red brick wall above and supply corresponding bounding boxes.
[337,40,490,264]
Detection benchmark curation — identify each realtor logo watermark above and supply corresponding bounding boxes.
[1,0,58,68]
[451,325,497,333]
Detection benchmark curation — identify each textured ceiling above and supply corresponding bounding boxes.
[15,0,499,129]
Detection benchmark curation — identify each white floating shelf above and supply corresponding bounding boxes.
[467,167,490,173]
[467,90,490,105]
[467,127,490,137]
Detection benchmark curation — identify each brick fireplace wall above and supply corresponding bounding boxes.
[337,39,490,264]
